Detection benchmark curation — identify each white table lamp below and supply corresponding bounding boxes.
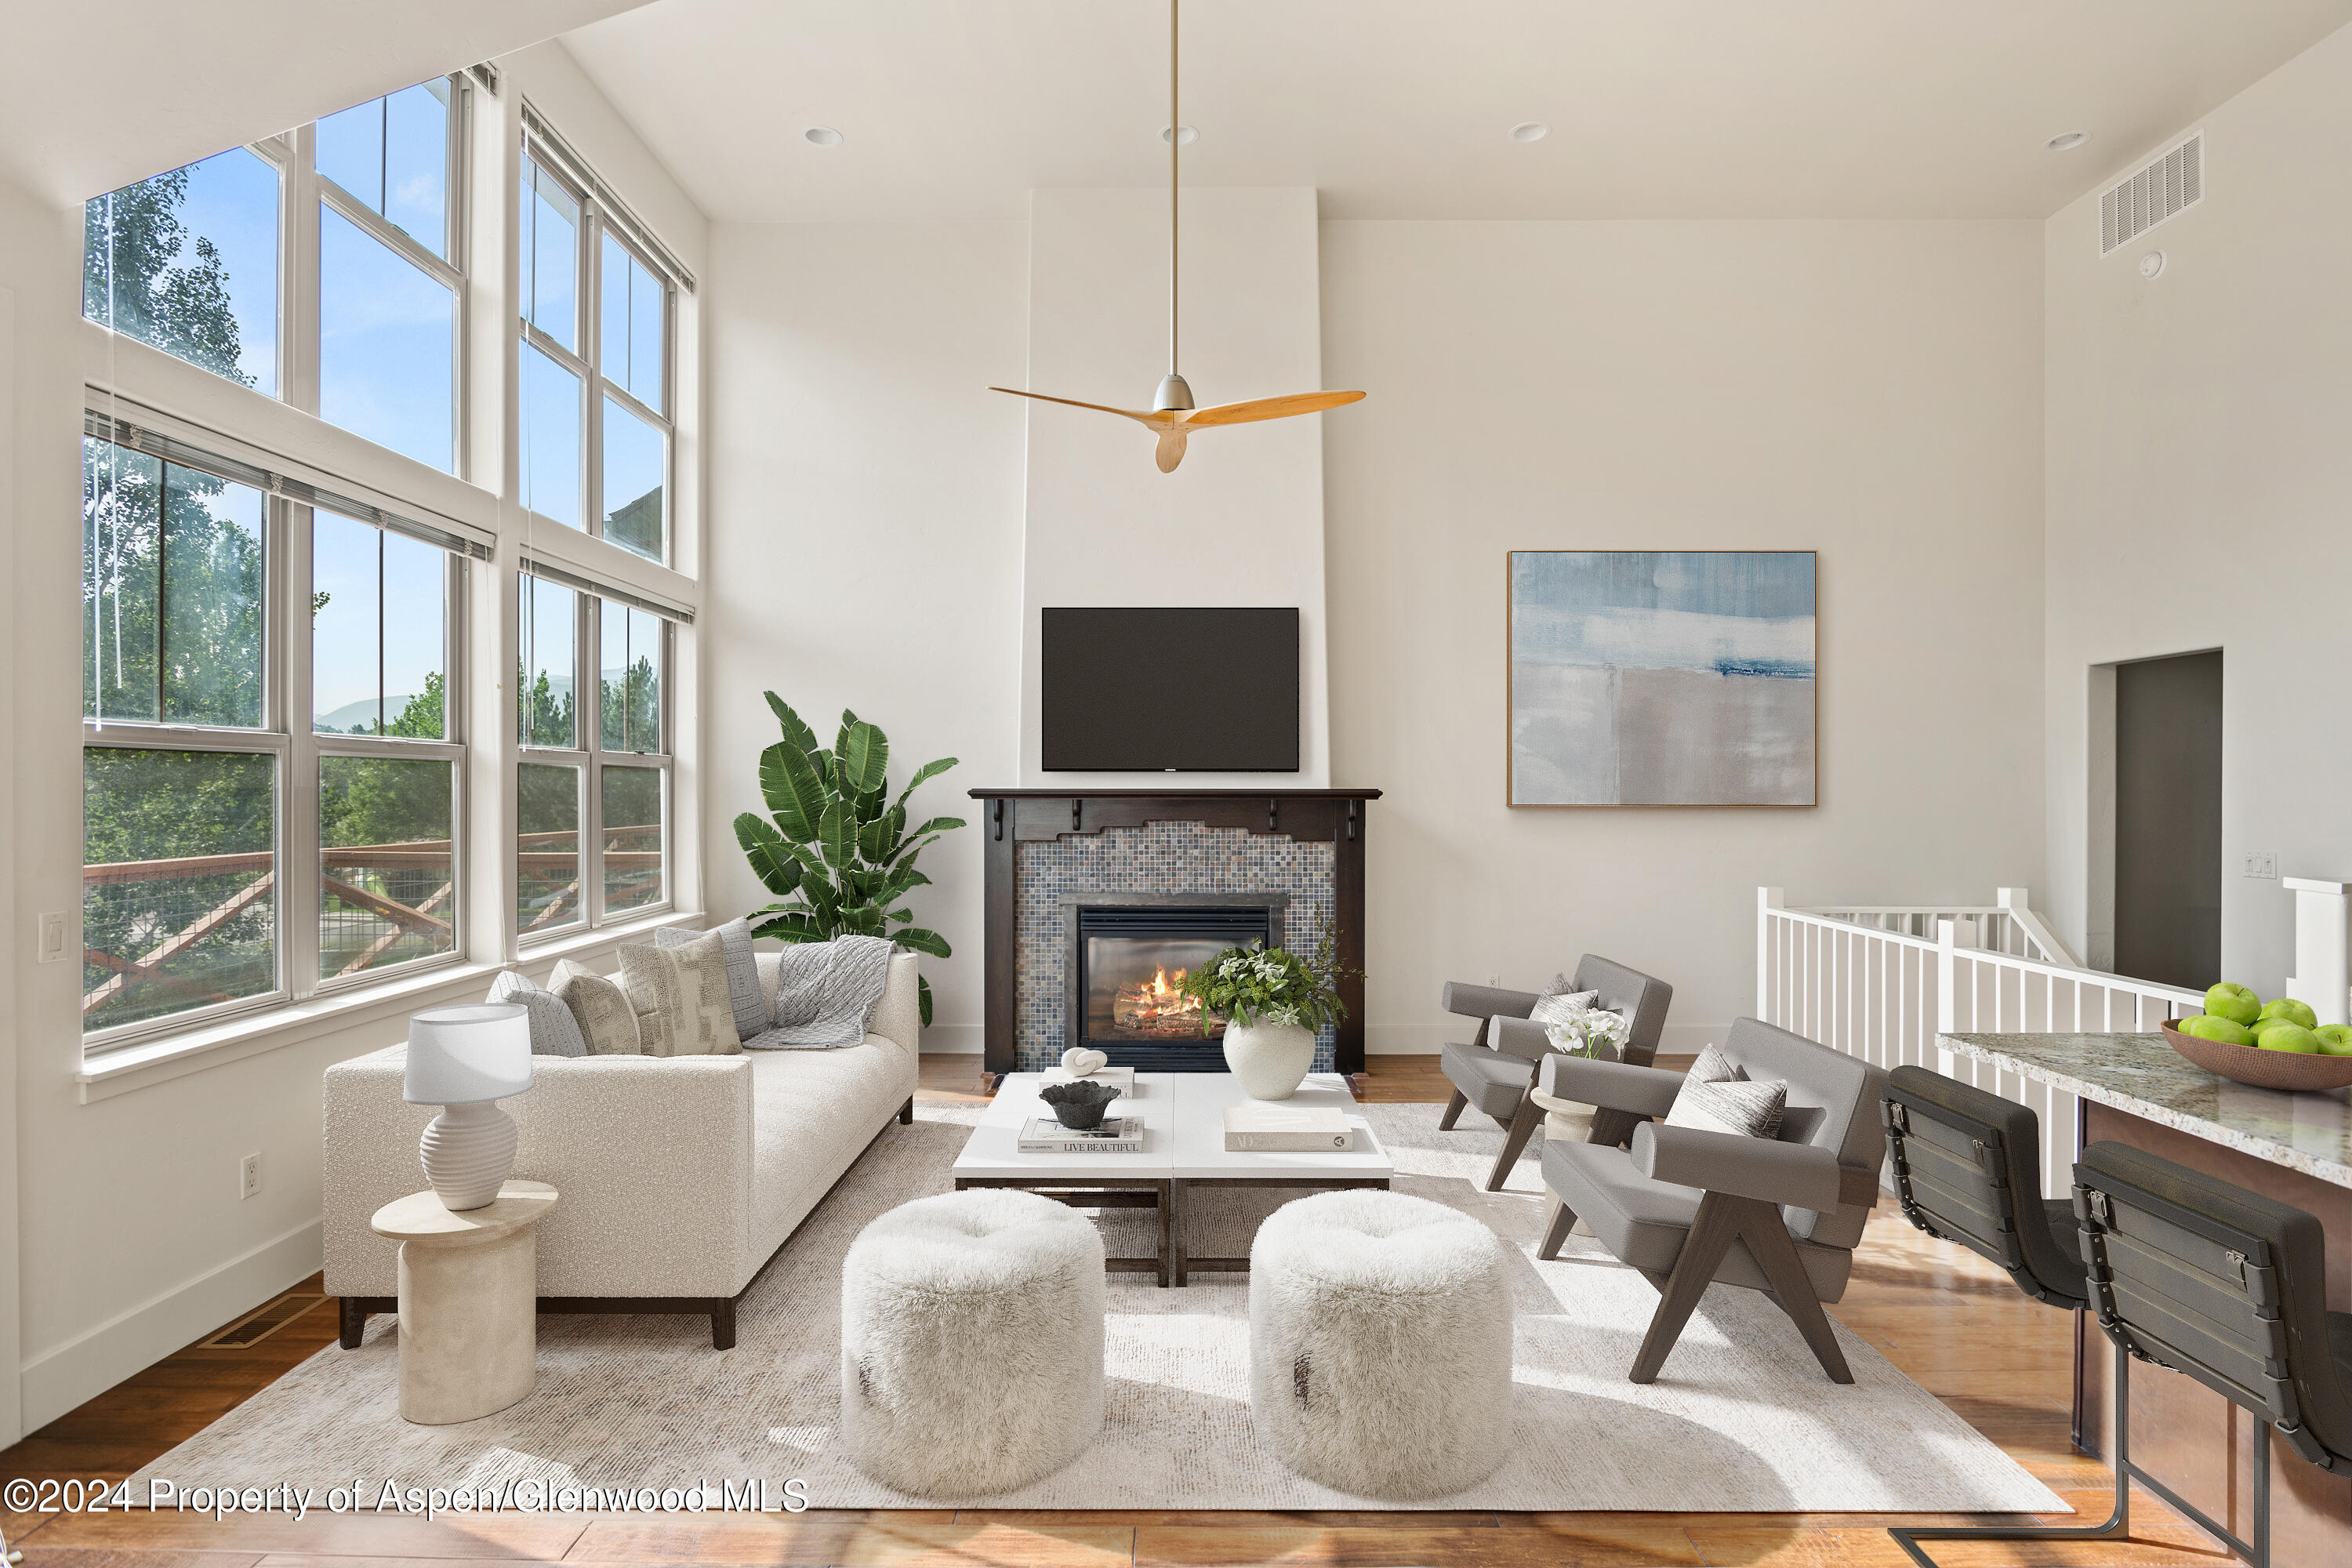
[404,1003,534,1211]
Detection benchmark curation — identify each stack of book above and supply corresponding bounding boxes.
[1222,1105,1358,1152]
[1018,1116,1144,1154]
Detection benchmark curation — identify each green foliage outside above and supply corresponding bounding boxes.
[736,695,962,1025]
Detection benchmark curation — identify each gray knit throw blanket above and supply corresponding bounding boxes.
[748,935,895,1050]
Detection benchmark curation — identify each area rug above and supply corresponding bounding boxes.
[131,1103,2063,1512]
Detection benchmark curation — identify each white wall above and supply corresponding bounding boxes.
[2045,24,2352,998]
[1016,187,1331,789]
[699,220,1030,1053]
[1322,220,2049,1052]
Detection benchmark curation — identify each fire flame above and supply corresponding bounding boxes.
[1147,966,1189,997]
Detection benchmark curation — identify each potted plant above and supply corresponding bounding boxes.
[1174,924,1352,1100]
[1534,1005,1632,1142]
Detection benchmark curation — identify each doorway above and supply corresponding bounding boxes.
[2110,650,2223,990]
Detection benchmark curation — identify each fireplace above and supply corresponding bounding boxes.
[1063,895,1285,1071]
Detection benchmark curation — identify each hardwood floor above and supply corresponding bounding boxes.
[0,1055,2229,1567]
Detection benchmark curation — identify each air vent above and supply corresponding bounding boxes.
[2101,132,2203,256]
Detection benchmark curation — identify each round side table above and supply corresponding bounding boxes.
[370,1181,557,1425]
[1526,1087,1595,1239]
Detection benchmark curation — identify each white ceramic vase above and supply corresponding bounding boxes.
[1222,1020,1316,1100]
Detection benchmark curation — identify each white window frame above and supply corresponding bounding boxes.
[516,571,674,942]
[517,125,676,562]
[81,433,471,1054]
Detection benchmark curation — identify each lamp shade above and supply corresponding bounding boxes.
[403,1004,534,1105]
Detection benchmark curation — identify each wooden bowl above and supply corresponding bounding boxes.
[2159,1018,2352,1092]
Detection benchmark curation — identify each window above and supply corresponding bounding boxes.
[81,428,468,1045]
[516,572,671,936]
[516,132,674,562]
[83,77,466,474]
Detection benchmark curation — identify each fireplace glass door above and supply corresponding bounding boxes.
[1072,903,1277,1069]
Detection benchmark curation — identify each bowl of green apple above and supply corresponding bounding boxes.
[2162,984,2352,1092]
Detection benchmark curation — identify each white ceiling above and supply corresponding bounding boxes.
[561,0,2352,223]
[0,0,651,207]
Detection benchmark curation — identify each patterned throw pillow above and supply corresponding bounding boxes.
[1665,1045,1787,1140]
[486,970,588,1058]
[657,917,766,1043]
[1529,988,1600,1027]
[1686,1041,1743,1085]
[550,960,641,1054]
[616,938,739,1057]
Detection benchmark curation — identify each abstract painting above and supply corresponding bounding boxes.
[1508,550,1817,807]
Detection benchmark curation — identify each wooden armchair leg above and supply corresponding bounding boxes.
[1628,1191,1853,1386]
[1741,1207,1853,1385]
[1485,1096,1544,1192]
[1438,1088,1469,1131]
[1538,1195,1580,1260]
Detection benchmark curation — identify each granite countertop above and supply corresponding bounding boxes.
[1939,1032,2352,1190]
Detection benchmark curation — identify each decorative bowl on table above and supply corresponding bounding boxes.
[2159,1018,2352,1092]
[1039,1079,1123,1130]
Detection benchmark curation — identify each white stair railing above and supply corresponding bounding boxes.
[1756,887,2200,1200]
[1797,887,2081,967]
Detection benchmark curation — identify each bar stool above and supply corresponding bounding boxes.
[1877,1065,2129,1564]
[2063,1138,2352,1568]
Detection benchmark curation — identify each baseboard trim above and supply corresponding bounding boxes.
[20,1218,321,1431]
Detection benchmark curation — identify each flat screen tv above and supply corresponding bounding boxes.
[1042,607,1300,771]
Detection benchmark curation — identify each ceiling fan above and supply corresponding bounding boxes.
[989,0,1364,472]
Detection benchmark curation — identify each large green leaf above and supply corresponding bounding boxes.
[752,912,828,943]
[877,865,931,906]
[917,975,933,1027]
[856,811,893,864]
[891,756,959,811]
[855,784,888,826]
[839,720,889,797]
[765,692,823,761]
[817,800,855,872]
[763,741,829,843]
[734,812,804,897]
[893,926,951,959]
[841,903,886,937]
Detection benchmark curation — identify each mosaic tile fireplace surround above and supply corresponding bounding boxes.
[971,789,1379,1084]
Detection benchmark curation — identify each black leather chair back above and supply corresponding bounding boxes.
[1883,1065,2085,1310]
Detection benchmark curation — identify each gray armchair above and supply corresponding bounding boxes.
[1536,1016,1886,1385]
[1436,956,1674,1192]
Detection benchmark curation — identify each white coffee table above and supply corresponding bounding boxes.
[952,1072,1392,1287]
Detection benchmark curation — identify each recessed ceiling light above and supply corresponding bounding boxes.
[1511,122,1549,143]
[2045,131,2089,152]
[804,126,844,147]
[1161,124,1197,146]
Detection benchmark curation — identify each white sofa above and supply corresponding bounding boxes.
[323,948,920,1348]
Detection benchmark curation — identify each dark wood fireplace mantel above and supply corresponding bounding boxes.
[970,788,1381,1085]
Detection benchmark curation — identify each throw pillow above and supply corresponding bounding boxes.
[486,970,588,1058]
[1664,1071,1788,1141]
[550,960,641,1054]
[658,930,740,1054]
[614,943,718,1057]
[1528,988,1600,1027]
[657,917,766,1043]
[1686,1040,1744,1085]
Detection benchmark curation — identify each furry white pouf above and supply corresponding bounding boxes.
[1249,1189,1513,1499]
[840,1189,1105,1497]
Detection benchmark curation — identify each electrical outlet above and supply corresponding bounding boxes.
[36,913,67,964]
[239,1152,262,1201]
[1486,973,1501,988]
[2244,852,2279,880]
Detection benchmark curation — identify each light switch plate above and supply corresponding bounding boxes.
[2245,851,2278,880]
[37,912,67,964]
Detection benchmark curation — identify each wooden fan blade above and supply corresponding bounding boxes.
[988,387,1174,427]
[1178,390,1366,427]
[1154,430,1189,472]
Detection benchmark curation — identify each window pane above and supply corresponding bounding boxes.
[85,147,280,397]
[313,510,381,734]
[383,532,448,738]
[517,762,583,934]
[520,342,583,527]
[601,234,665,413]
[601,764,664,915]
[83,748,277,1033]
[519,576,577,747]
[601,395,666,561]
[319,204,455,472]
[160,462,265,727]
[318,81,451,259]
[83,439,162,723]
[600,602,663,753]
[319,756,454,978]
[521,155,579,350]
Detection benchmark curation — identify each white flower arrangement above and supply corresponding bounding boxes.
[1544,1004,1631,1060]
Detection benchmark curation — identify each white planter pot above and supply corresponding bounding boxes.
[1221,1021,1316,1100]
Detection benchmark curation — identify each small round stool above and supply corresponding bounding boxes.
[1249,1189,1513,1498]
[840,1189,1105,1497]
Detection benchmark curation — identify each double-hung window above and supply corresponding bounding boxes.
[516,572,673,936]
[81,423,470,1044]
[517,124,675,562]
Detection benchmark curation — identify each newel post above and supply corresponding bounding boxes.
[2284,877,2351,1028]
[1757,887,1784,1020]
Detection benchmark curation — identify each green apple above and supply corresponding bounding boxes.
[2314,1025,2352,1057]
[2258,1023,2321,1054]
[2203,982,2263,1025]
[2258,997,2319,1030]
[2180,1014,2254,1046]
